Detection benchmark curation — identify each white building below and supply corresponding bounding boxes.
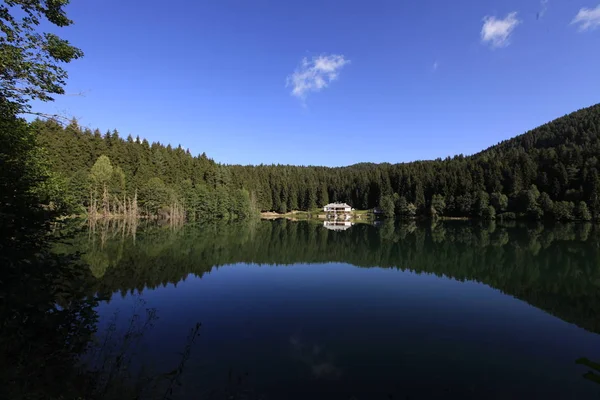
[323,202,352,213]
[323,202,354,220]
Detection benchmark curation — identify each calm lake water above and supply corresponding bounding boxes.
[73,220,600,399]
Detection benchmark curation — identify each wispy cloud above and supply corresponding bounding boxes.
[432,61,439,72]
[286,54,350,100]
[571,4,600,31]
[481,12,521,48]
[537,0,548,20]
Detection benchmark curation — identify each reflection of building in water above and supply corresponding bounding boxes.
[323,202,353,220]
[323,221,353,231]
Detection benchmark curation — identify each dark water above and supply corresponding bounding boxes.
[73,220,600,399]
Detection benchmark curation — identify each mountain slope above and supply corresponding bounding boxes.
[478,104,600,156]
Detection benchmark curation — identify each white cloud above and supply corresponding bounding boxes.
[432,61,439,71]
[571,4,600,31]
[537,0,548,19]
[286,54,350,100]
[481,12,521,48]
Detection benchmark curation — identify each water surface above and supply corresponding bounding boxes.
[73,220,600,399]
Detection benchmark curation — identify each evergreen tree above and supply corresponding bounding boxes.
[395,195,408,217]
[589,171,600,218]
[380,195,395,218]
[431,194,446,217]
[110,166,126,198]
[553,202,575,221]
[475,191,490,218]
[482,205,496,220]
[490,192,508,212]
[215,186,231,219]
[306,186,317,210]
[318,184,329,207]
[539,192,554,216]
[414,182,425,211]
[575,201,592,221]
[141,177,168,215]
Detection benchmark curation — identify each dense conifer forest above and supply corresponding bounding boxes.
[34,103,600,221]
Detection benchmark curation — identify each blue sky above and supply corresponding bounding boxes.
[35,0,600,166]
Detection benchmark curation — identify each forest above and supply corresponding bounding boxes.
[33,102,600,221]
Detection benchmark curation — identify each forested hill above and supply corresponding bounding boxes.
[34,103,600,221]
[476,104,600,156]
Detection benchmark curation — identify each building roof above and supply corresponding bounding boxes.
[324,202,352,208]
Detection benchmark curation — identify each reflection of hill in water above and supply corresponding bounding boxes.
[63,220,600,335]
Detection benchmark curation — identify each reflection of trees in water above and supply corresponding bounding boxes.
[2,214,204,399]
[88,217,139,247]
[576,358,600,386]
[1,222,99,398]
[71,220,600,336]
[27,219,599,399]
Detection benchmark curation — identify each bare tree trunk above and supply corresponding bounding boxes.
[89,190,99,221]
[132,189,138,220]
[88,191,94,221]
[102,184,109,219]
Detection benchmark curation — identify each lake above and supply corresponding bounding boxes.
[72,219,600,399]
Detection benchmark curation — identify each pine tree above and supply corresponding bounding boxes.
[575,201,592,221]
[318,184,329,207]
[414,182,425,211]
[589,171,600,218]
[431,194,446,216]
[380,195,395,218]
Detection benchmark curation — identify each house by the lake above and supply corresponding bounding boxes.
[323,202,353,220]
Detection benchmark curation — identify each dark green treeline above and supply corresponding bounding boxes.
[229,104,600,220]
[66,220,600,335]
[34,119,254,220]
[36,103,600,220]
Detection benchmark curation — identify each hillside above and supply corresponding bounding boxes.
[478,104,600,155]
[34,103,600,221]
